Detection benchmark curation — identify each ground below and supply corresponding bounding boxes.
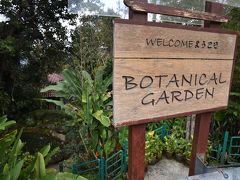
[145,157,189,180]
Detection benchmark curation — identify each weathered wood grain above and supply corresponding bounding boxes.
[113,59,234,126]
[124,0,229,23]
[114,22,237,60]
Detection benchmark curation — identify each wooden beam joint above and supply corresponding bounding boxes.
[124,0,229,23]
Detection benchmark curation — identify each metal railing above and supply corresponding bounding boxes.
[209,131,240,165]
[59,125,168,179]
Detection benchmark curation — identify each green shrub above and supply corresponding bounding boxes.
[0,116,86,179]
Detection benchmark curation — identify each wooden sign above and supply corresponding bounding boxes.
[113,19,237,127]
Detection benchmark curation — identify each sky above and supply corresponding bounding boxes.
[0,14,8,22]
[101,0,119,11]
[68,0,128,17]
[67,0,240,18]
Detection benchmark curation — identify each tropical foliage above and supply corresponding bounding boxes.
[0,115,87,179]
[41,66,117,159]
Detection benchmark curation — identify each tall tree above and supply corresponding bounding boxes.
[0,0,76,118]
[69,16,113,75]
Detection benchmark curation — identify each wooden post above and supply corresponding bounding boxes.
[128,124,146,180]
[128,0,147,180]
[188,113,212,175]
[188,1,224,176]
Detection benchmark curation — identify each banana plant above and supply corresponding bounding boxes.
[41,66,117,159]
[41,66,112,127]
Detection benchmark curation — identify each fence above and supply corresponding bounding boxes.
[209,131,240,165]
[59,129,240,178]
[105,150,127,180]
[59,125,168,179]
[153,123,169,140]
[59,142,128,180]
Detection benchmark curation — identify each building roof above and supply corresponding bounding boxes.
[41,73,63,97]
[48,73,63,84]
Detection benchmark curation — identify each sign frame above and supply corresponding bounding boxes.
[113,19,238,127]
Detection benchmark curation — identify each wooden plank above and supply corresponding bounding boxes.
[114,21,237,60]
[123,0,229,23]
[113,58,234,127]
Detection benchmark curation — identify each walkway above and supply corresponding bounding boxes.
[145,157,189,180]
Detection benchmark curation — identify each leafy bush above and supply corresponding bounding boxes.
[145,131,164,164]
[164,134,176,154]
[0,116,86,179]
[41,66,118,160]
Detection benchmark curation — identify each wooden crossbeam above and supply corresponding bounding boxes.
[124,0,229,23]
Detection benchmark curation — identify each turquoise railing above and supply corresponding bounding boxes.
[59,147,127,180]
[228,136,240,163]
[105,150,124,180]
[72,159,101,176]
[153,123,169,140]
[59,124,168,179]
[210,131,240,165]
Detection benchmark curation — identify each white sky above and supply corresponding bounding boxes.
[0,14,8,22]
[68,0,127,17]
[101,0,119,11]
